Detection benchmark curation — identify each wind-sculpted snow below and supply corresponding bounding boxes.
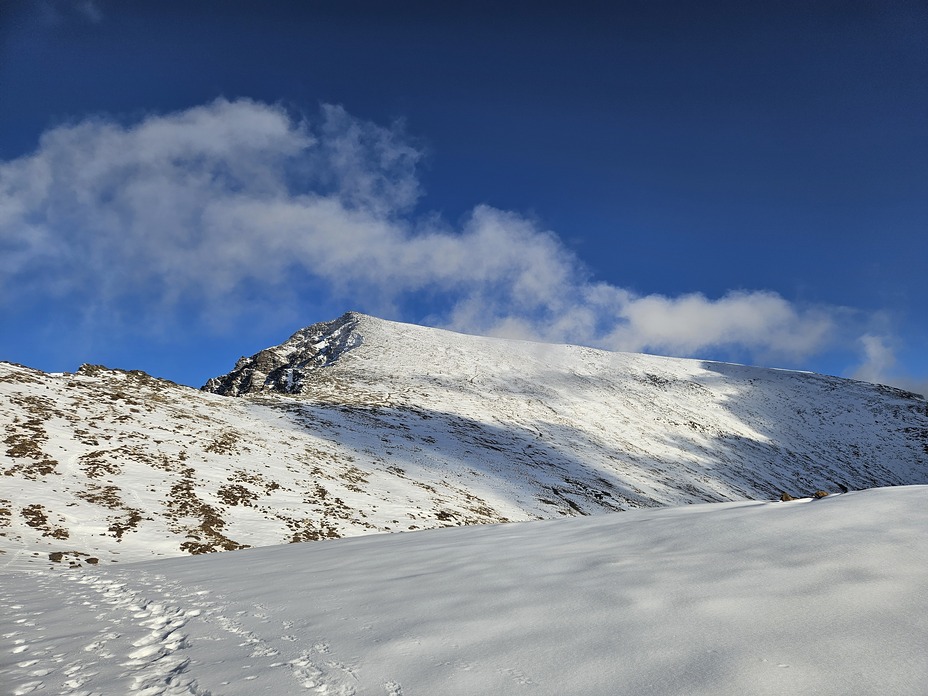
[1,313,926,569]
[2,487,927,695]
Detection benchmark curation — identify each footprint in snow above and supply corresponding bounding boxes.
[383,680,404,696]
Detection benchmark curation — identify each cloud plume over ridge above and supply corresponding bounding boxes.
[1,98,839,363]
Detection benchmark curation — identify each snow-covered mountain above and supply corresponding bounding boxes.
[2,312,926,570]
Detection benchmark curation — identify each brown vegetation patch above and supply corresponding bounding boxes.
[339,465,369,493]
[280,514,341,542]
[48,550,98,567]
[205,431,241,455]
[3,395,64,478]
[73,428,101,447]
[147,449,189,473]
[21,504,69,539]
[305,482,330,503]
[108,510,144,540]
[75,364,107,377]
[227,469,281,495]
[76,482,123,509]
[75,482,144,539]
[286,480,376,540]
[4,422,58,478]
[165,470,248,554]
[0,364,44,384]
[216,483,259,507]
[79,449,122,478]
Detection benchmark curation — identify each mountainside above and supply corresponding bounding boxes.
[2,312,926,570]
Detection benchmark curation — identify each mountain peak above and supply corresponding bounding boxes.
[203,312,368,395]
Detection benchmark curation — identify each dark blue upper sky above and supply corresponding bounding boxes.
[1,1,926,391]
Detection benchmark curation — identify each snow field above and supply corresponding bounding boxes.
[2,486,927,695]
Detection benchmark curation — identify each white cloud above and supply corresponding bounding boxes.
[0,98,848,364]
[849,335,927,398]
[851,334,896,384]
[609,290,833,358]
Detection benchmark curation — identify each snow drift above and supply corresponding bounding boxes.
[2,486,926,695]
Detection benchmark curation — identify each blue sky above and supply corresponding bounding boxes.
[1,1,926,393]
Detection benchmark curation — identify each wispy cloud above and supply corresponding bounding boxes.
[852,335,896,384]
[36,0,103,25]
[851,335,927,397]
[0,98,866,367]
[75,0,102,23]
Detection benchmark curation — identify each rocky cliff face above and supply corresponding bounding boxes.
[203,312,364,396]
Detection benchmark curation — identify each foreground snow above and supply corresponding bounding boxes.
[2,486,926,695]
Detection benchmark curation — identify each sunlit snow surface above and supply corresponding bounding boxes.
[2,486,927,695]
[2,314,927,693]
[2,313,926,571]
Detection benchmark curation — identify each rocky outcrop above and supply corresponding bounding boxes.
[203,312,364,395]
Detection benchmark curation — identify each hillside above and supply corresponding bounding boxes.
[1,312,926,570]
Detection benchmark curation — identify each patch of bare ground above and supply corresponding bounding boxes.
[388,469,509,526]
[72,427,101,447]
[205,429,245,455]
[142,449,189,474]
[3,396,61,478]
[76,482,124,508]
[165,468,249,554]
[48,550,100,567]
[229,469,282,492]
[108,509,144,540]
[79,449,123,477]
[0,363,44,384]
[430,499,508,527]
[339,465,369,493]
[76,363,178,389]
[216,483,259,507]
[217,468,285,506]
[271,479,378,542]
[21,503,69,539]
[281,514,341,542]
[460,496,509,524]
[75,482,145,540]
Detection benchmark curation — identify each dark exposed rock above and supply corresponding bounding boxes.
[203,312,364,396]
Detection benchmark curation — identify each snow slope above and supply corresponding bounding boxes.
[1,312,926,570]
[2,486,927,696]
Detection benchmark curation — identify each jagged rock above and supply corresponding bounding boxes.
[203,312,363,395]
